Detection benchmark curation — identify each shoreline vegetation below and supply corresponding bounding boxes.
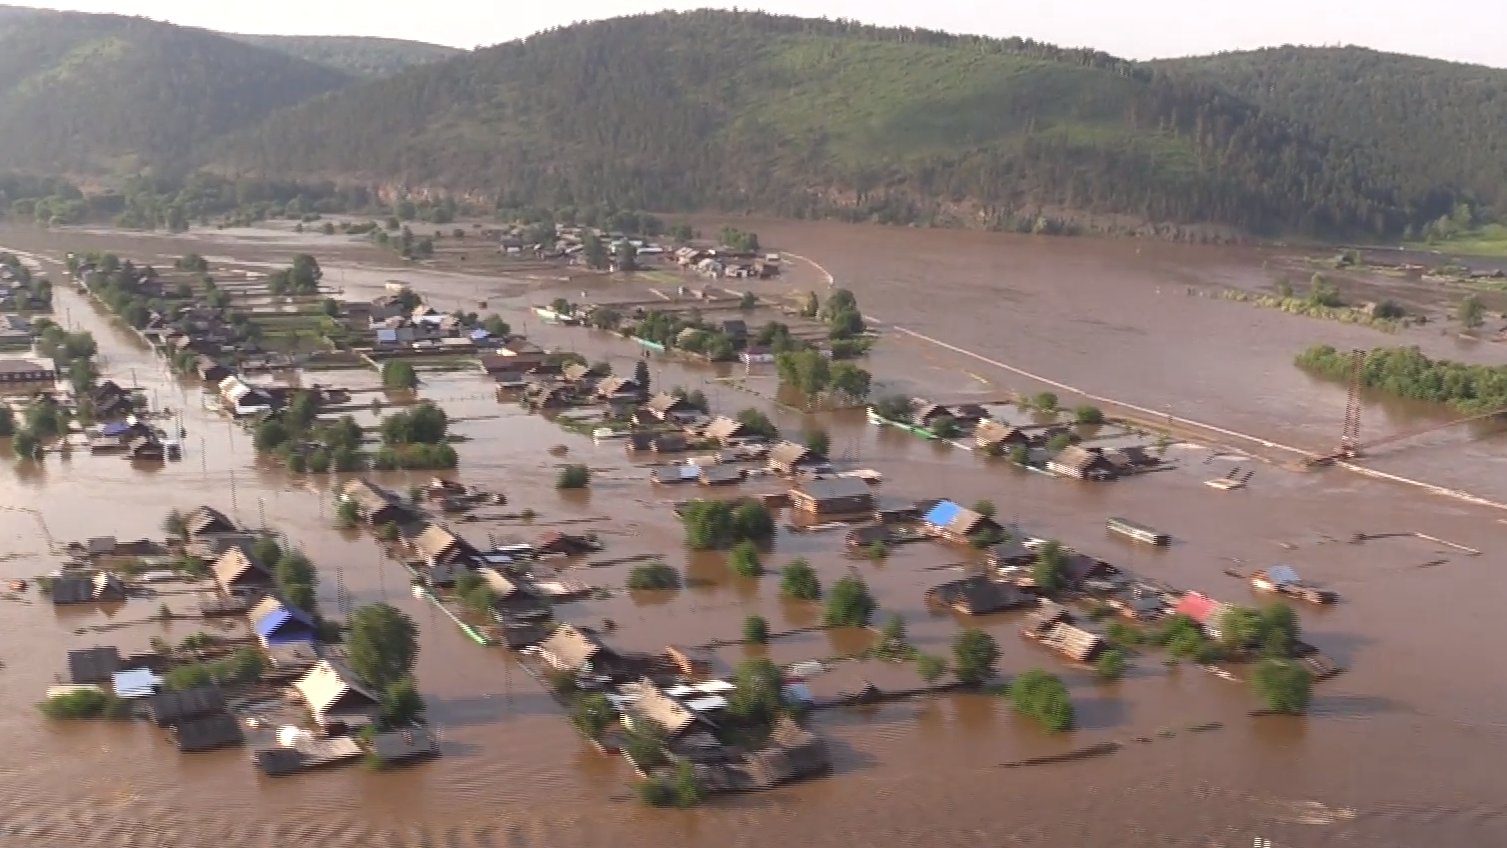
[1295,345,1507,414]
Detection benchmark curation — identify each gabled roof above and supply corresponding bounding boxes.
[768,441,819,467]
[645,392,691,416]
[341,479,399,518]
[922,500,994,536]
[50,576,95,604]
[929,575,1031,614]
[67,646,121,684]
[294,658,381,717]
[1266,564,1300,585]
[254,602,317,639]
[185,506,237,537]
[624,679,699,736]
[595,375,641,397]
[1050,444,1105,472]
[212,546,268,588]
[146,685,226,726]
[476,567,523,599]
[704,415,747,442]
[173,713,243,751]
[793,476,873,503]
[538,624,605,669]
[975,420,1028,445]
[1173,591,1222,624]
[413,523,474,564]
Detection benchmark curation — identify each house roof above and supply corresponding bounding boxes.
[67,646,121,684]
[704,416,747,442]
[172,712,243,751]
[99,421,132,437]
[212,546,268,588]
[185,506,237,537]
[988,537,1034,565]
[975,420,1028,445]
[342,479,398,517]
[247,594,283,623]
[1173,591,1222,624]
[768,441,817,467]
[1050,444,1104,472]
[0,359,49,375]
[112,668,163,698]
[793,476,872,503]
[413,523,472,564]
[1061,553,1118,585]
[595,375,640,396]
[146,685,226,726]
[370,726,439,762]
[1040,622,1105,662]
[50,576,96,604]
[538,624,605,669]
[646,392,690,415]
[624,679,699,736]
[1266,564,1300,585]
[923,500,993,536]
[929,575,1031,614]
[294,658,380,717]
[254,603,316,639]
[476,567,522,598]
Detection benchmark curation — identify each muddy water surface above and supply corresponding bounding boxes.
[0,222,1504,848]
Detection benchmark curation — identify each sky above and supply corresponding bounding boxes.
[19,0,1507,67]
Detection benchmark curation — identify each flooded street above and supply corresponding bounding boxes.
[1,221,1504,848]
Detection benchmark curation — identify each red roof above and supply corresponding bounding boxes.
[1173,591,1220,623]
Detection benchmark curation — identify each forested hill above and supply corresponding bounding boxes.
[228,34,460,79]
[1158,47,1507,223]
[0,8,353,173]
[220,11,1446,239]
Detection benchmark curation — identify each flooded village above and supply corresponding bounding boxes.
[0,215,1504,848]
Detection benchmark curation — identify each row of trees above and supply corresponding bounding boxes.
[774,349,872,405]
[681,499,775,549]
[1296,344,1507,413]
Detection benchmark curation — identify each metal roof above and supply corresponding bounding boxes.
[254,602,316,639]
[922,499,962,528]
[1267,564,1301,585]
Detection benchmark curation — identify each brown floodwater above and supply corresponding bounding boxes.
[1,221,1504,848]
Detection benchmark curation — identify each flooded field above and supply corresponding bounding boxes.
[1,220,1504,848]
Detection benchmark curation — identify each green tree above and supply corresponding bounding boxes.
[728,540,764,577]
[1032,392,1059,412]
[162,509,187,539]
[482,314,511,337]
[320,297,340,317]
[727,658,783,725]
[582,231,608,270]
[735,407,779,439]
[1032,540,1067,593]
[1095,648,1127,681]
[381,361,418,390]
[556,463,590,489]
[347,603,420,690]
[952,628,1000,685]
[801,291,820,318]
[633,359,650,394]
[743,615,769,644]
[336,498,360,528]
[252,536,283,567]
[972,499,996,519]
[916,653,948,686]
[1074,405,1104,425]
[823,575,875,626]
[382,676,426,725]
[1045,432,1073,453]
[779,558,821,600]
[0,406,14,437]
[829,362,872,401]
[1008,443,1030,465]
[1258,602,1300,658]
[570,692,614,739]
[1458,295,1486,329]
[626,562,680,590]
[1251,659,1312,714]
[880,612,906,644]
[614,239,637,271]
[929,415,960,438]
[1007,668,1074,732]
[804,429,830,456]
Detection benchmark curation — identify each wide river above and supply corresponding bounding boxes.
[0,221,1502,848]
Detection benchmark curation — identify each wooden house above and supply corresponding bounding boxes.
[921,500,1002,544]
[767,441,829,476]
[1047,445,1117,480]
[975,420,1031,452]
[294,659,382,731]
[211,546,271,591]
[538,624,613,673]
[788,477,875,516]
[410,523,480,585]
[925,575,1033,615]
[340,479,407,526]
[66,646,121,684]
[145,685,226,727]
[171,713,244,752]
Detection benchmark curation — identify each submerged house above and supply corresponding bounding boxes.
[185,506,238,539]
[788,477,875,516]
[767,441,829,476]
[594,375,644,403]
[212,546,271,591]
[738,716,831,789]
[620,678,708,739]
[926,575,1033,615]
[974,420,1031,452]
[250,596,317,647]
[50,572,127,605]
[340,479,407,526]
[1047,445,1117,480]
[294,659,382,731]
[67,646,122,684]
[411,523,481,585]
[145,685,226,727]
[538,624,613,673]
[1172,591,1230,640]
[171,713,244,752]
[921,500,1002,544]
[644,392,699,424]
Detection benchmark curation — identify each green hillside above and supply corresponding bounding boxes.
[221,11,1433,238]
[1158,47,1507,225]
[229,34,460,79]
[0,8,352,173]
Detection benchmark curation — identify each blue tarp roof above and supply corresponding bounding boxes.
[100,421,132,436]
[469,328,491,341]
[254,603,316,640]
[1267,564,1300,585]
[376,329,398,343]
[923,499,962,527]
